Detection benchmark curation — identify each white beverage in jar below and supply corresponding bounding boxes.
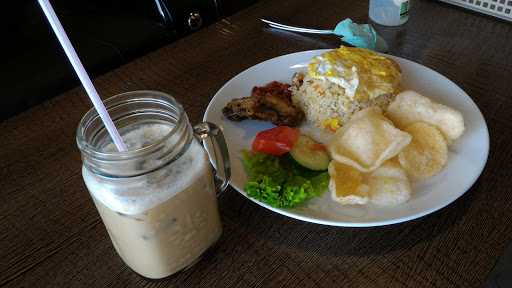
[82,123,222,279]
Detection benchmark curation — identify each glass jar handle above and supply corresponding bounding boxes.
[193,122,231,194]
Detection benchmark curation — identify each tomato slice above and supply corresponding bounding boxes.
[252,126,300,156]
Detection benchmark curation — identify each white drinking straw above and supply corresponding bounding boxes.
[38,0,127,152]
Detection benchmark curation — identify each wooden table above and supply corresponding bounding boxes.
[2,0,511,287]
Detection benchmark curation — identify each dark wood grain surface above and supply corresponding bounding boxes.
[1,0,511,287]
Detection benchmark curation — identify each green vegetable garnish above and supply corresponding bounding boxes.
[241,150,329,208]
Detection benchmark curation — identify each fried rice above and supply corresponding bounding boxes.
[290,47,401,131]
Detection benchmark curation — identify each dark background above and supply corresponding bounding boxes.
[1,0,257,120]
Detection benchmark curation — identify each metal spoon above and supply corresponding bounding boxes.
[261,18,388,52]
[261,19,335,35]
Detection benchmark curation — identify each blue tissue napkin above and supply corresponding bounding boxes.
[334,19,388,52]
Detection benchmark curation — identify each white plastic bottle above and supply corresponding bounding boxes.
[369,0,411,26]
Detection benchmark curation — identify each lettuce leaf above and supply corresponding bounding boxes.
[241,151,329,208]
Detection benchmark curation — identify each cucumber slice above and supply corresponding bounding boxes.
[290,135,330,171]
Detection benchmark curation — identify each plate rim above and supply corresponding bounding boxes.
[203,49,490,227]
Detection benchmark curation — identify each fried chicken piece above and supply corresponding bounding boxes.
[222,81,304,126]
[261,93,297,117]
[222,97,258,121]
[253,81,304,126]
[222,96,278,123]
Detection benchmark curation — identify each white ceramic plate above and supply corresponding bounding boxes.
[203,50,489,227]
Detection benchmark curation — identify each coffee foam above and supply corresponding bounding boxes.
[83,124,210,215]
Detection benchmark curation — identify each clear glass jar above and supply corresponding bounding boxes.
[76,91,230,279]
[369,0,411,26]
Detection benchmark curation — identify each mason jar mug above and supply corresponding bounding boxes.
[76,91,230,279]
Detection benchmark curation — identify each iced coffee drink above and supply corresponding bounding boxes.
[77,91,229,279]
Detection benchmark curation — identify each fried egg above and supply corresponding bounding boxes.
[307,46,401,101]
